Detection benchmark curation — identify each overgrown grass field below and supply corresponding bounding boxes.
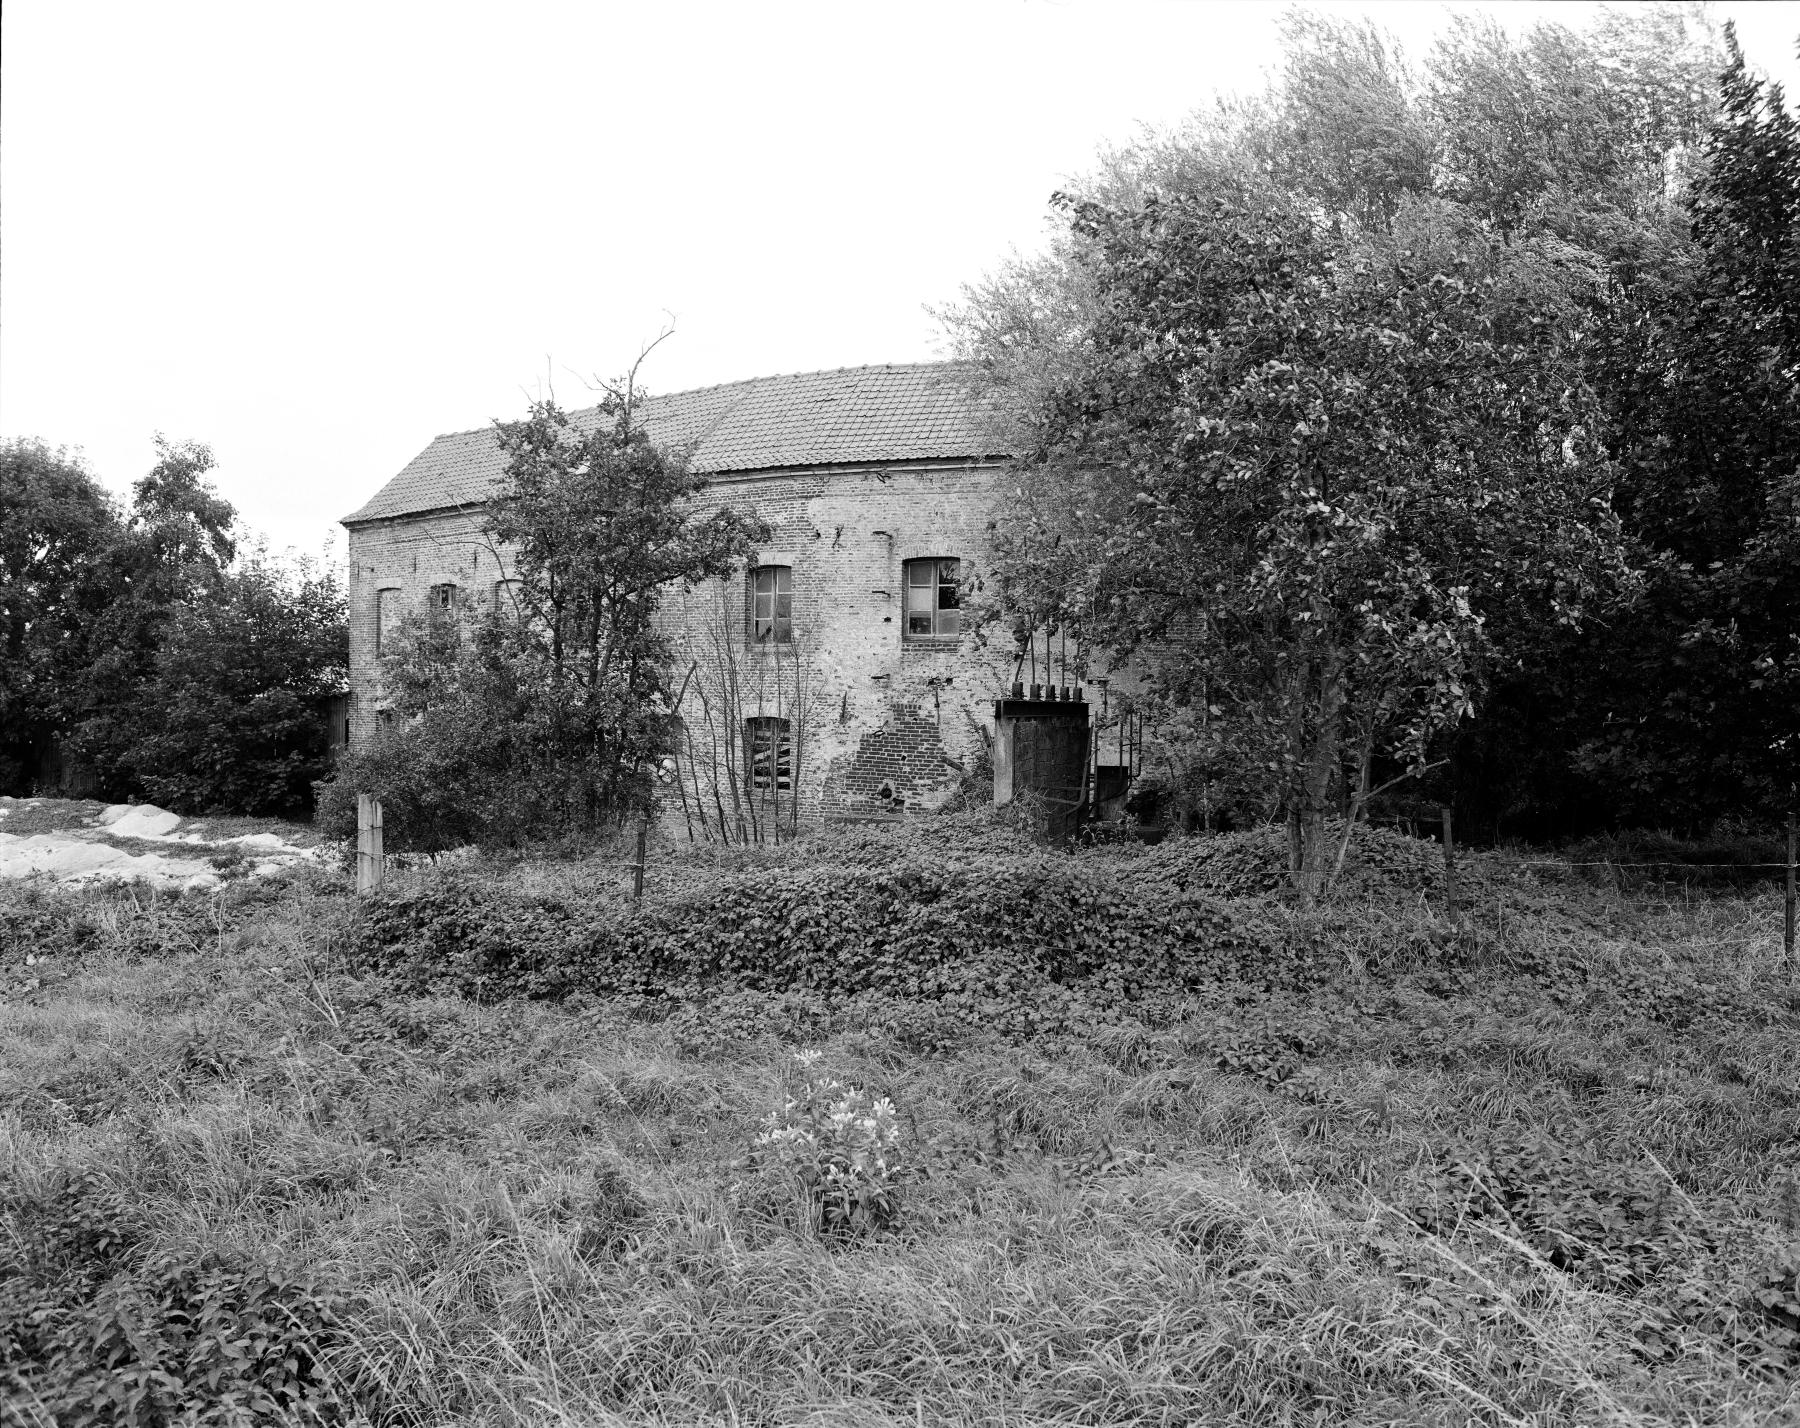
[3,816,1797,1426]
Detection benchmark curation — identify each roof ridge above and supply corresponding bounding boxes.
[345,360,1005,526]
[657,360,968,402]
[423,361,971,441]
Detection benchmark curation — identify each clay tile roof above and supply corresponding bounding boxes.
[342,361,1012,525]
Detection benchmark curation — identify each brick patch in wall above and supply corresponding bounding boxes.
[834,702,959,816]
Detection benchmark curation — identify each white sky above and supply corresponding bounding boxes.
[3,1,1796,567]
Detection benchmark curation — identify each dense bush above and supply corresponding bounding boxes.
[1557,825,1796,889]
[352,851,1305,1033]
[2,1167,358,1425]
[1408,1129,1714,1291]
[1403,1131,1800,1376]
[797,805,1051,864]
[2,435,347,810]
[130,554,347,817]
[0,885,106,964]
[313,673,570,856]
[1125,822,1448,901]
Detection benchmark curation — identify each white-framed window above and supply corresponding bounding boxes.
[904,558,961,640]
[375,587,401,656]
[750,565,793,645]
[744,716,792,792]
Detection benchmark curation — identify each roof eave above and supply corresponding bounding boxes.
[341,499,488,528]
[342,452,1019,527]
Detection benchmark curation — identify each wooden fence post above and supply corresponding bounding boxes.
[1441,805,1459,928]
[632,814,648,905]
[357,793,385,894]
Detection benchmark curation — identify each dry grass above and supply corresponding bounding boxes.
[2,836,1797,1427]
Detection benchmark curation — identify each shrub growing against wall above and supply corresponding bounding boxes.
[319,372,767,850]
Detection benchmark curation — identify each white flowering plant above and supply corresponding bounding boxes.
[752,1050,908,1237]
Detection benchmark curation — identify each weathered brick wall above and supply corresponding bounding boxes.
[663,459,1018,827]
[344,508,515,743]
[343,458,1019,828]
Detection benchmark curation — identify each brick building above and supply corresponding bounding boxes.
[341,362,1049,830]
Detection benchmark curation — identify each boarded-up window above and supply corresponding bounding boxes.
[744,716,792,792]
[904,558,960,640]
[749,566,792,645]
[375,588,401,656]
[492,578,523,617]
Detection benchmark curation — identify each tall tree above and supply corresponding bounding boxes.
[61,437,238,793]
[1549,25,1800,822]
[984,185,1628,902]
[0,441,123,792]
[132,553,348,816]
[1267,10,1435,230]
[1427,9,1717,247]
[3,435,353,811]
[946,5,1800,846]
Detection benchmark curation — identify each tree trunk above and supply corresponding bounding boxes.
[1295,804,1331,911]
[1328,726,1376,894]
[1292,654,1347,911]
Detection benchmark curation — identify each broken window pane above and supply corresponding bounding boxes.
[903,558,961,639]
[750,566,793,645]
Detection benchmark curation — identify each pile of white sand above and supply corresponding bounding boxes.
[0,801,319,890]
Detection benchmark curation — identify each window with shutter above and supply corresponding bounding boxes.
[744,716,792,792]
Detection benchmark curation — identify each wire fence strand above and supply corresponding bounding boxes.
[1514,860,1795,869]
